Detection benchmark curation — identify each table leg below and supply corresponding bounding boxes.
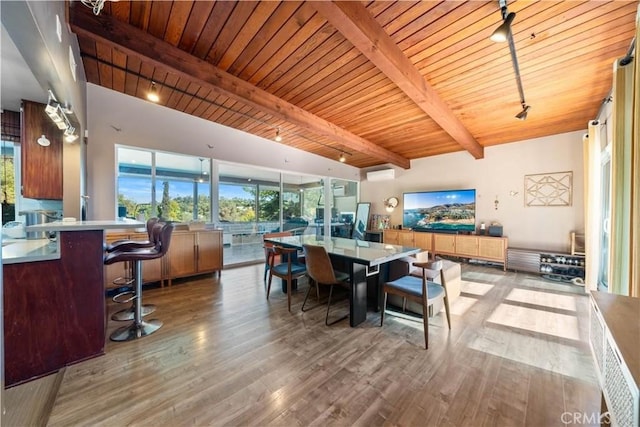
[350,262,368,327]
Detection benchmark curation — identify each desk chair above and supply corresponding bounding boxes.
[302,244,350,326]
[266,245,307,312]
[381,260,451,349]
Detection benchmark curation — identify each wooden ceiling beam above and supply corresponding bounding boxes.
[69,5,411,169]
[310,1,484,160]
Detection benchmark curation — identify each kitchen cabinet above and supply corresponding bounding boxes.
[105,229,224,288]
[196,230,223,274]
[167,232,198,280]
[4,230,105,385]
[21,100,63,199]
[166,230,224,285]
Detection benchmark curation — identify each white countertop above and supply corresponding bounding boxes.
[26,219,145,232]
[4,220,144,264]
[2,238,59,264]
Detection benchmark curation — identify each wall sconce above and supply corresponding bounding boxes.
[384,197,399,213]
[494,195,499,210]
[37,135,50,147]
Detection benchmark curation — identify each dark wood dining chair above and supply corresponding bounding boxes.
[262,231,293,281]
[302,244,350,326]
[380,260,451,349]
[266,245,307,312]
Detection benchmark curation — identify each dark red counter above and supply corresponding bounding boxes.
[3,230,105,386]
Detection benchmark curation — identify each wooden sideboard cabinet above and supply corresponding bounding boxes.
[383,229,508,270]
[104,228,223,288]
[166,229,223,285]
[382,229,401,245]
[433,234,455,254]
[413,232,433,252]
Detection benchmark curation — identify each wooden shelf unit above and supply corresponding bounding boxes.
[507,247,585,281]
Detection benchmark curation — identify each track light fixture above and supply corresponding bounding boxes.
[339,153,346,163]
[515,103,531,120]
[490,12,515,42]
[147,82,160,103]
[274,127,282,142]
[64,126,79,143]
[44,90,79,142]
[490,0,531,120]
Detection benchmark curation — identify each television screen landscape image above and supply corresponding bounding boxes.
[403,189,476,232]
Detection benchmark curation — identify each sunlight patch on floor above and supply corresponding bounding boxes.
[467,326,597,382]
[459,280,494,296]
[449,295,478,316]
[487,304,580,341]
[505,288,578,312]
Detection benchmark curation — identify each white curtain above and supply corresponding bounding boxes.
[583,123,601,292]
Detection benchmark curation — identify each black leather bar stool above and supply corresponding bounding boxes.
[104,222,174,341]
[107,218,159,321]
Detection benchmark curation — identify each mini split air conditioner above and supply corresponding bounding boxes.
[366,169,395,182]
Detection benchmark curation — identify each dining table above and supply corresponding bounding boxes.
[263,234,420,327]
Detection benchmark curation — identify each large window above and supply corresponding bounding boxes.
[117,147,210,222]
[1,140,17,224]
[598,150,611,290]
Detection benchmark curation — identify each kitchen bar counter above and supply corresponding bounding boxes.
[3,220,143,386]
[2,220,144,265]
[2,238,58,264]
[26,219,145,232]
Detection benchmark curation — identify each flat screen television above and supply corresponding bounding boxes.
[403,189,476,232]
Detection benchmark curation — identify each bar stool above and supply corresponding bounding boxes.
[104,222,174,341]
[107,218,159,321]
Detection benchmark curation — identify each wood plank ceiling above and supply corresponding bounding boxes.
[69,1,637,169]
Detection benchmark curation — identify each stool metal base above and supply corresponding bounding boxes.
[110,319,163,342]
[111,304,156,321]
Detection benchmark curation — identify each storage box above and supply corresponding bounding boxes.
[488,225,503,237]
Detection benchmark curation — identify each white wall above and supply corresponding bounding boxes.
[361,131,585,252]
[86,84,360,220]
[2,0,87,219]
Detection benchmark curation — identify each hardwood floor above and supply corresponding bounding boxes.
[8,263,600,426]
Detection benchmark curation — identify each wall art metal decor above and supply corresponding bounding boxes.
[524,171,573,207]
